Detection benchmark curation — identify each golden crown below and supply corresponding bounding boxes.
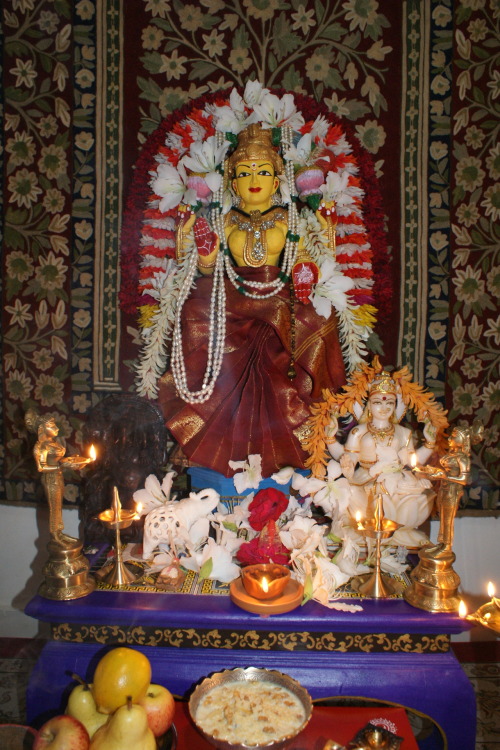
[227,124,284,175]
[369,371,397,396]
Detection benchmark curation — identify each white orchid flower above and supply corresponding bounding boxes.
[292,471,326,498]
[282,492,312,522]
[334,536,370,577]
[181,537,241,583]
[151,162,194,212]
[312,258,352,319]
[380,547,409,575]
[133,472,175,516]
[253,92,305,130]
[229,454,262,493]
[243,80,269,108]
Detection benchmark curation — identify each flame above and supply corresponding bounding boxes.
[89,444,97,461]
[261,577,269,593]
[135,502,142,518]
[355,510,363,530]
[410,452,417,468]
[487,581,496,598]
[458,600,467,618]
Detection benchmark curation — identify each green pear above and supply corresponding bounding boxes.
[66,677,109,739]
[89,699,156,750]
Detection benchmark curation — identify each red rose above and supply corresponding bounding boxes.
[248,488,289,531]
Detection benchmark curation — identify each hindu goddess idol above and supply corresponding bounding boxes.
[126,85,387,478]
[158,124,346,476]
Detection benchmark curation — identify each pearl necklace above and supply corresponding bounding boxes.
[171,128,299,402]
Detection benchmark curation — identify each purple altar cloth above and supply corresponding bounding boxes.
[25,586,475,749]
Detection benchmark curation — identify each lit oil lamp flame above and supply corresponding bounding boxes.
[487,581,495,598]
[261,577,269,593]
[458,600,467,618]
[410,452,417,469]
[135,502,142,518]
[89,444,97,461]
[355,510,363,530]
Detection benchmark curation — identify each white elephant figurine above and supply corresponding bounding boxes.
[142,487,219,560]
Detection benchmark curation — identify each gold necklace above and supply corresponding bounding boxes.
[228,208,285,267]
[367,422,395,443]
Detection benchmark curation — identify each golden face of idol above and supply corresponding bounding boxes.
[233,160,279,212]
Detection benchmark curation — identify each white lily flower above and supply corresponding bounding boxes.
[281,519,325,554]
[311,460,352,520]
[282,492,312,521]
[271,466,295,484]
[151,162,191,212]
[320,169,363,207]
[181,537,241,583]
[284,132,314,167]
[181,136,229,187]
[133,472,175,516]
[277,174,291,205]
[243,80,269,108]
[253,92,305,130]
[212,90,259,134]
[312,258,352,319]
[229,454,263,493]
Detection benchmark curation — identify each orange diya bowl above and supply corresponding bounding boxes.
[240,564,291,600]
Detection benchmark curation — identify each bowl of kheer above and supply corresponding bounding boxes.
[188,667,312,749]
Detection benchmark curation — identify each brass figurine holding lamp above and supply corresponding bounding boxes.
[25,409,95,600]
[404,420,484,613]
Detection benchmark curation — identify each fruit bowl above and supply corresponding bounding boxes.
[188,667,312,749]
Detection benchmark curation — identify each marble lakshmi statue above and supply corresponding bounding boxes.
[130,85,387,478]
[304,358,449,535]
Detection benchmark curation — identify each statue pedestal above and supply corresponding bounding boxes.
[404,546,461,613]
[25,546,476,749]
[39,537,95,601]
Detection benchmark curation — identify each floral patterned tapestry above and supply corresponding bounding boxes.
[0,0,498,513]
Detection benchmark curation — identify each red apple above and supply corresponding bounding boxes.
[139,683,175,737]
[34,715,90,750]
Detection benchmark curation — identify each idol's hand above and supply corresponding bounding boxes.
[292,260,318,304]
[193,216,218,257]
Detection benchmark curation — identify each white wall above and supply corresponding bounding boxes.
[0,505,498,640]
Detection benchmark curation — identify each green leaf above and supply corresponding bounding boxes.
[282,66,303,91]
[223,521,238,532]
[302,573,313,605]
[188,61,218,82]
[137,76,163,103]
[321,23,344,41]
[141,52,164,75]
[199,557,213,581]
